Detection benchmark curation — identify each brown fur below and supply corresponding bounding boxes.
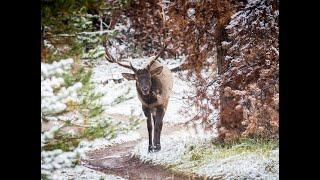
[137,60,173,109]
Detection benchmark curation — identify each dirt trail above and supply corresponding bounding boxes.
[82,113,203,180]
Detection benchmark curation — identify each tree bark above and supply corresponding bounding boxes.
[214,9,238,140]
[215,23,228,75]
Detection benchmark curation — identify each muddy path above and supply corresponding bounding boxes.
[82,141,201,180]
[82,113,204,180]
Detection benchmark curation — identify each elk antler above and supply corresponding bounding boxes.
[147,44,168,70]
[148,1,168,70]
[103,40,136,72]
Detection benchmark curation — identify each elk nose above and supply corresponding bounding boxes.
[142,87,148,91]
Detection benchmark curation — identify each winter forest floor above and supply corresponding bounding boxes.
[82,113,197,179]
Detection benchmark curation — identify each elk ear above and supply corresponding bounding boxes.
[150,66,163,76]
[122,73,136,81]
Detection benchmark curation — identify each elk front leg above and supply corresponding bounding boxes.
[142,106,153,153]
[152,107,165,152]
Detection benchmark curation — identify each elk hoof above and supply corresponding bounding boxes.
[148,145,154,153]
[153,144,161,152]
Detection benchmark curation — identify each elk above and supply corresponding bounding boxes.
[104,45,173,152]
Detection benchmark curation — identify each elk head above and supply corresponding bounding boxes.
[122,62,163,95]
[104,44,165,96]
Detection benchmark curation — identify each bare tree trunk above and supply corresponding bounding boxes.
[214,10,239,140]
[215,24,228,75]
[41,25,46,62]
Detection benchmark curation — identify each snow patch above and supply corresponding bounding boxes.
[132,128,216,165]
[51,165,126,180]
[197,149,279,179]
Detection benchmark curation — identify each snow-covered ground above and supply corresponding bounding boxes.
[196,148,279,179]
[132,128,278,180]
[42,57,278,179]
[42,131,141,179]
[132,126,217,165]
[51,166,125,180]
